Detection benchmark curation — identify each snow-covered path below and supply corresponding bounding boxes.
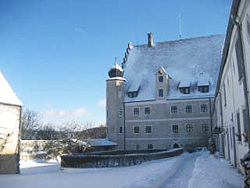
[159,153,199,188]
[0,151,244,188]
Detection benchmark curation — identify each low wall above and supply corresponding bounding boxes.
[61,148,183,168]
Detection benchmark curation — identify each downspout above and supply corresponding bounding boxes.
[123,102,126,150]
[209,97,213,137]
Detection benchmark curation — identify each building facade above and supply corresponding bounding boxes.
[107,34,224,151]
[212,0,250,174]
[0,72,23,174]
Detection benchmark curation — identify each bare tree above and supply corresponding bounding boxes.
[21,109,41,140]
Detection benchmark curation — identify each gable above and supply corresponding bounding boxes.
[0,72,23,106]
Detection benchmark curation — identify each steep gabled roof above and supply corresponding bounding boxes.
[123,35,225,102]
[0,72,23,106]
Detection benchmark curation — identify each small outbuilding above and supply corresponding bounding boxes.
[0,72,23,174]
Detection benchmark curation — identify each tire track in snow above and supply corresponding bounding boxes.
[154,153,200,188]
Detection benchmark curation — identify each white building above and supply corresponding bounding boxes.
[106,34,224,150]
[0,72,23,174]
[212,0,250,174]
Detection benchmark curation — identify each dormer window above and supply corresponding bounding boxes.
[158,89,164,97]
[198,72,210,93]
[180,87,190,94]
[179,80,191,94]
[128,91,138,98]
[158,75,163,83]
[198,86,209,93]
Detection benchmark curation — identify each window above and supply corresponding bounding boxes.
[134,107,139,116]
[223,84,227,107]
[119,108,122,116]
[235,33,244,80]
[202,124,209,132]
[134,126,139,134]
[119,126,123,134]
[136,145,140,150]
[186,105,192,113]
[145,107,150,115]
[237,112,242,141]
[180,87,190,94]
[198,86,209,93]
[148,144,153,150]
[128,91,138,98]
[145,126,152,134]
[171,106,178,113]
[201,104,207,113]
[158,89,164,97]
[243,109,249,141]
[158,75,163,82]
[186,124,193,132]
[172,125,178,133]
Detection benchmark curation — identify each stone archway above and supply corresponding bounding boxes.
[173,143,179,149]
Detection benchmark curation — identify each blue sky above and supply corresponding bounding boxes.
[0,0,231,126]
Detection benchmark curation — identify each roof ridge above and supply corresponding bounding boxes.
[133,34,225,47]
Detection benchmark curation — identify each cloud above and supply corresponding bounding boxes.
[74,26,87,34]
[41,107,90,125]
[98,99,106,107]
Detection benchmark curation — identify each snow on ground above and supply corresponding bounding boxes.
[0,150,244,188]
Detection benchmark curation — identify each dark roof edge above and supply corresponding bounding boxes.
[214,0,240,103]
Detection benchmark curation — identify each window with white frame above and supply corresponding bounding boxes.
[171,106,178,113]
[145,107,150,115]
[202,124,209,132]
[134,126,139,134]
[145,125,152,134]
[158,89,164,97]
[172,125,178,133]
[186,124,193,132]
[158,75,163,83]
[186,105,192,113]
[200,104,208,113]
[133,107,139,116]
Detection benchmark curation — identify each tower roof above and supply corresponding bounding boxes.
[108,61,124,78]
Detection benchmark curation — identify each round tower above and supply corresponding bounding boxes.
[106,60,125,149]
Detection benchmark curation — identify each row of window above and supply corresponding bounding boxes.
[132,104,208,116]
[172,124,209,133]
[136,144,153,150]
[119,124,209,134]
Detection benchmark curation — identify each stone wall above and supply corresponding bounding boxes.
[61,148,183,168]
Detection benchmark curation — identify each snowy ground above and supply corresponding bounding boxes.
[0,150,244,188]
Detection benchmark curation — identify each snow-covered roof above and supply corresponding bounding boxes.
[0,72,23,106]
[198,72,210,86]
[123,35,224,102]
[87,138,118,147]
[112,62,123,72]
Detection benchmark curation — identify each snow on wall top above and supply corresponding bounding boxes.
[123,35,225,102]
[87,138,118,147]
[0,72,23,106]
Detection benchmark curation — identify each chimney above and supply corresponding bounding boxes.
[147,32,153,47]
